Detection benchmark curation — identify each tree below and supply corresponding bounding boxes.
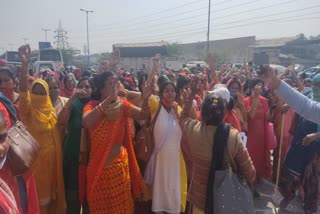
[309,34,320,40]
[61,47,80,65]
[166,42,182,56]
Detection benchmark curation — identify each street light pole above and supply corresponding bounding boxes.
[80,8,94,68]
[207,0,211,56]
[41,28,51,42]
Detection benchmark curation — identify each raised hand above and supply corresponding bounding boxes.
[190,76,201,98]
[111,48,121,65]
[142,79,152,100]
[152,54,161,72]
[73,88,87,99]
[18,44,31,65]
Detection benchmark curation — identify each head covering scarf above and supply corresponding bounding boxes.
[60,73,77,98]
[30,79,57,131]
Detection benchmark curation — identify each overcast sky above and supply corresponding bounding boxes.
[1,0,320,54]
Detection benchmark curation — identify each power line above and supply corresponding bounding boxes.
[214,4,320,27]
[93,0,235,31]
[118,4,320,38]
[104,13,320,43]
[214,0,297,20]
[95,0,264,32]
[80,10,319,43]
[133,16,320,43]
[72,0,297,39]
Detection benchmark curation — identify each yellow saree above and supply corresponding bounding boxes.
[19,79,66,214]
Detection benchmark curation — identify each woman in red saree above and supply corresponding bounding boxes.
[244,79,272,183]
[82,71,151,214]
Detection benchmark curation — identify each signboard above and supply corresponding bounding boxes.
[39,42,52,49]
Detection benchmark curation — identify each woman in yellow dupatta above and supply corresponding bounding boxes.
[18,45,66,214]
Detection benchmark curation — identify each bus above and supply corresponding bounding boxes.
[0,51,21,65]
[31,49,63,67]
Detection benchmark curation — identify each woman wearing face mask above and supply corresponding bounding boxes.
[227,77,248,131]
[176,75,199,119]
[144,75,187,214]
[57,77,93,214]
[18,45,66,214]
[278,74,320,213]
[60,73,77,98]
[244,79,272,185]
[46,76,69,115]
[0,66,19,104]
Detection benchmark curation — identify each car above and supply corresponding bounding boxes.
[186,61,208,69]
[33,61,57,76]
[304,66,320,78]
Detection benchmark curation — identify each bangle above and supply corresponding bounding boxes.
[96,103,104,113]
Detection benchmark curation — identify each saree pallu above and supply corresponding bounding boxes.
[89,149,133,213]
[279,115,320,212]
[84,99,145,214]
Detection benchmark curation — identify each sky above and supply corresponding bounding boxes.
[1,0,320,54]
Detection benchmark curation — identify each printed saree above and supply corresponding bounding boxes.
[83,99,144,214]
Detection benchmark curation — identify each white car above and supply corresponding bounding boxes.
[186,61,208,69]
[33,61,57,76]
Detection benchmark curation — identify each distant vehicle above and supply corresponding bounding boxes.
[269,64,286,76]
[186,61,208,69]
[0,51,21,66]
[30,49,63,68]
[294,64,305,72]
[33,61,57,76]
[304,66,320,78]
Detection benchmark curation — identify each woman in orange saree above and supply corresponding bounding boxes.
[82,71,151,214]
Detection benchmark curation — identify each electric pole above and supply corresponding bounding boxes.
[80,9,94,68]
[207,0,211,56]
[41,28,51,42]
[54,21,68,49]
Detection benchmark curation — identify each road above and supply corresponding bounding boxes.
[255,178,309,214]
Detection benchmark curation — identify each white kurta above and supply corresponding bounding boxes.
[149,106,182,213]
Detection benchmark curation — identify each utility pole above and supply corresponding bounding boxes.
[41,28,51,42]
[80,9,94,68]
[54,21,68,49]
[207,0,211,56]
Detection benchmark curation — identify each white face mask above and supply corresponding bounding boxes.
[179,94,184,101]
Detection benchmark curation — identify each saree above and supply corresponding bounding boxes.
[279,115,320,212]
[144,96,187,213]
[63,98,85,213]
[54,96,69,116]
[0,95,40,214]
[83,99,144,214]
[19,79,66,214]
[0,177,19,214]
[272,97,294,180]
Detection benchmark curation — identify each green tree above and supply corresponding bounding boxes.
[61,47,80,65]
[166,43,182,56]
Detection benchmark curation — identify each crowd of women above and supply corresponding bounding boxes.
[0,44,319,214]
